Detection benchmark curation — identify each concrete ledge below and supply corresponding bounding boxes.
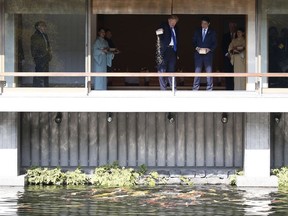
[2,90,288,112]
[0,175,26,186]
[237,176,278,187]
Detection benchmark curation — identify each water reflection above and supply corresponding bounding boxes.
[241,188,277,215]
[0,187,24,216]
[0,186,288,215]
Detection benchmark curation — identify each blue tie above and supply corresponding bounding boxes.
[202,29,206,42]
[171,28,177,52]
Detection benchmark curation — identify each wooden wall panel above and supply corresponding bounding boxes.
[166,113,176,167]
[147,113,157,166]
[205,113,215,167]
[176,113,185,166]
[40,113,49,166]
[195,113,205,166]
[98,112,108,166]
[118,113,127,166]
[79,113,89,166]
[93,0,172,14]
[69,113,79,166]
[186,113,196,166]
[156,113,166,167]
[173,0,253,14]
[215,113,224,167]
[31,113,40,166]
[88,113,98,166]
[225,113,234,167]
[272,113,286,167]
[137,113,146,165]
[21,113,31,166]
[234,113,244,167]
[108,113,118,164]
[20,112,249,169]
[127,113,137,166]
[59,113,69,166]
[5,0,85,14]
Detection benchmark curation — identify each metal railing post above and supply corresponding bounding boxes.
[259,75,263,95]
[0,80,6,95]
[172,76,175,95]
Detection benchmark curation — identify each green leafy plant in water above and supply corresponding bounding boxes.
[65,168,88,185]
[26,167,65,185]
[45,168,65,185]
[272,167,288,188]
[91,162,140,187]
[138,164,148,175]
[145,172,157,187]
[180,176,194,186]
[26,167,46,185]
[229,170,244,186]
[144,171,168,187]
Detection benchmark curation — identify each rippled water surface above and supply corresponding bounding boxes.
[1,185,288,215]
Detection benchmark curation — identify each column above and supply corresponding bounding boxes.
[237,113,278,187]
[0,112,25,186]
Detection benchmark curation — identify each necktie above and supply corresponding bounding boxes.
[202,29,206,42]
[171,28,177,52]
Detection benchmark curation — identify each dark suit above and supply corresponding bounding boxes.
[157,21,178,90]
[105,37,115,72]
[222,32,235,90]
[31,29,51,87]
[193,28,217,90]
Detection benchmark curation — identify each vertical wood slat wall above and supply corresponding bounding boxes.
[271,113,288,168]
[20,112,246,169]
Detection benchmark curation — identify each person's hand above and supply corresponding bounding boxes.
[102,48,109,53]
[156,28,164,35]
[114,49,120,54]
[236,46,244,51]
[233,49,240,54]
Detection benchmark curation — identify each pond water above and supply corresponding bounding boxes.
[0,185,288,215]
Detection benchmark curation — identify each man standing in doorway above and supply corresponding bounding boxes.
[105,29,120,72]
[31,21,52,87]
[222,21,237,90]
[193,16,217,91]
[156,15,179,90]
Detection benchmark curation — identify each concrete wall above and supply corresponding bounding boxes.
[0,112,19,176]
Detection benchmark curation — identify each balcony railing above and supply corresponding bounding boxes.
[1,72,288,95]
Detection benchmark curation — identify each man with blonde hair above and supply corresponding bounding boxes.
[156,15,179,90]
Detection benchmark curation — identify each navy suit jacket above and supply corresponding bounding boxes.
[222,32,233,56]
[193,28,217,53]
[159,21,179,54]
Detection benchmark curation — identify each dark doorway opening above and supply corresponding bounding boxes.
[97,14,245,89]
